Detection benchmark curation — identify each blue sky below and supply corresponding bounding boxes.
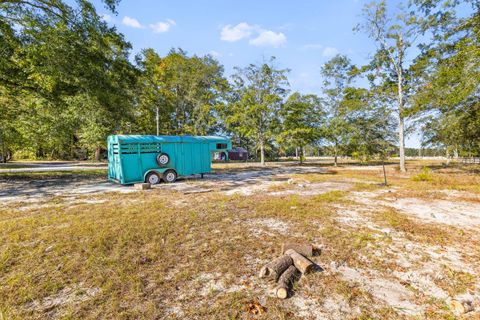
[93,0,426,146]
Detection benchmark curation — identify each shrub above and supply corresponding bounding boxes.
[411,166,433,181]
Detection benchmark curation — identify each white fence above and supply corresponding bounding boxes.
[460,157,480,164]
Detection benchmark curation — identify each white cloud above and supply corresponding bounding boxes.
[249,30,287,47]
[278,23,294,31]
[322,46,339,57]
[302,43,323,50]
[220,22,288,47]
[101,14,113,22]
[209,50,223,57]
[122,16,176,33]
[122,16,143,28]
[149,19,176,33]
[149,21,171,33]
[220,22,255,42]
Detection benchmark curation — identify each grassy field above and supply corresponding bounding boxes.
[0,160,479,319]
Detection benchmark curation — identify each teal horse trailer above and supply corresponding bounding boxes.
[107,135,231,184]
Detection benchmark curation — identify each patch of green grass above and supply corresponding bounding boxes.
[290,171,338,183]
[313,190,349,203]
[352,182,381,192]
[411,167,433,182]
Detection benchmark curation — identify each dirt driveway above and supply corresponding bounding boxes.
[0,164,335,205]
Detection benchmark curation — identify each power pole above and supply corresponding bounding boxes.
[156,106,159,136]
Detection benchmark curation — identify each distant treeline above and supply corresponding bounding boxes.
[0,0,478,166]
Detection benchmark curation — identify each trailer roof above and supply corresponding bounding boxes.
[109,135,230,144]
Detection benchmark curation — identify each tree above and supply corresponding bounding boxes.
[135,49,168,136]
[357,1,422,172]
[278,93,323,163]
[346,88,397,162]
[135,48,228,136]
[421,103,480,158]
[412,0,480,157]
[321,54,357,166]
[0,0,137,160]
[0,88,21,162]
[225,57,289,165]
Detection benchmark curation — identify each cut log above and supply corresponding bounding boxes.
[285,249,315,274]
[275,265,300,299]
[183,189,213,195]
[258,255,293,280]
[449,300,474,314]
[281,242,313,257]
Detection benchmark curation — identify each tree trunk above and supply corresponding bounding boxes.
[299,146,303,164]
[260,140,265,166]
[398,115,406,172]
[334,142,338,167]
[0,133,6,163]
[397,56,406,172]
[95,146,101,161]
[382,159,388,186]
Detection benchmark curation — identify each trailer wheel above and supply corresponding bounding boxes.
[163,169,177,183]
[156,152,170,166]
[146,171,161,185]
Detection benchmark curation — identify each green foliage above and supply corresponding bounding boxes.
[0,0,478,163]
[135,48,228,136]
[0,0,137,159]
[412,0,480,155]
[278,92,324,162]
[357,1,425,171]
[320,54,357,164]
[222,57,289,164]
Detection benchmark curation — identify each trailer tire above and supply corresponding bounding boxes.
[146,171,161,185]
[220,152,227,161]
[163,169,177,183]
[156,152,170,166]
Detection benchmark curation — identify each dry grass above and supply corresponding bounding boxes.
[373,208,455,245]
[0,170,107,180]
[0,190,394,319]
[1,159,479,319]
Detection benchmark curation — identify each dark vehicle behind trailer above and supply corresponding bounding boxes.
[228,147,248,161]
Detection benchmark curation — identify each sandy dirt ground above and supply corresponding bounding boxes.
[0,165,333,205]
[1,162,479,319]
